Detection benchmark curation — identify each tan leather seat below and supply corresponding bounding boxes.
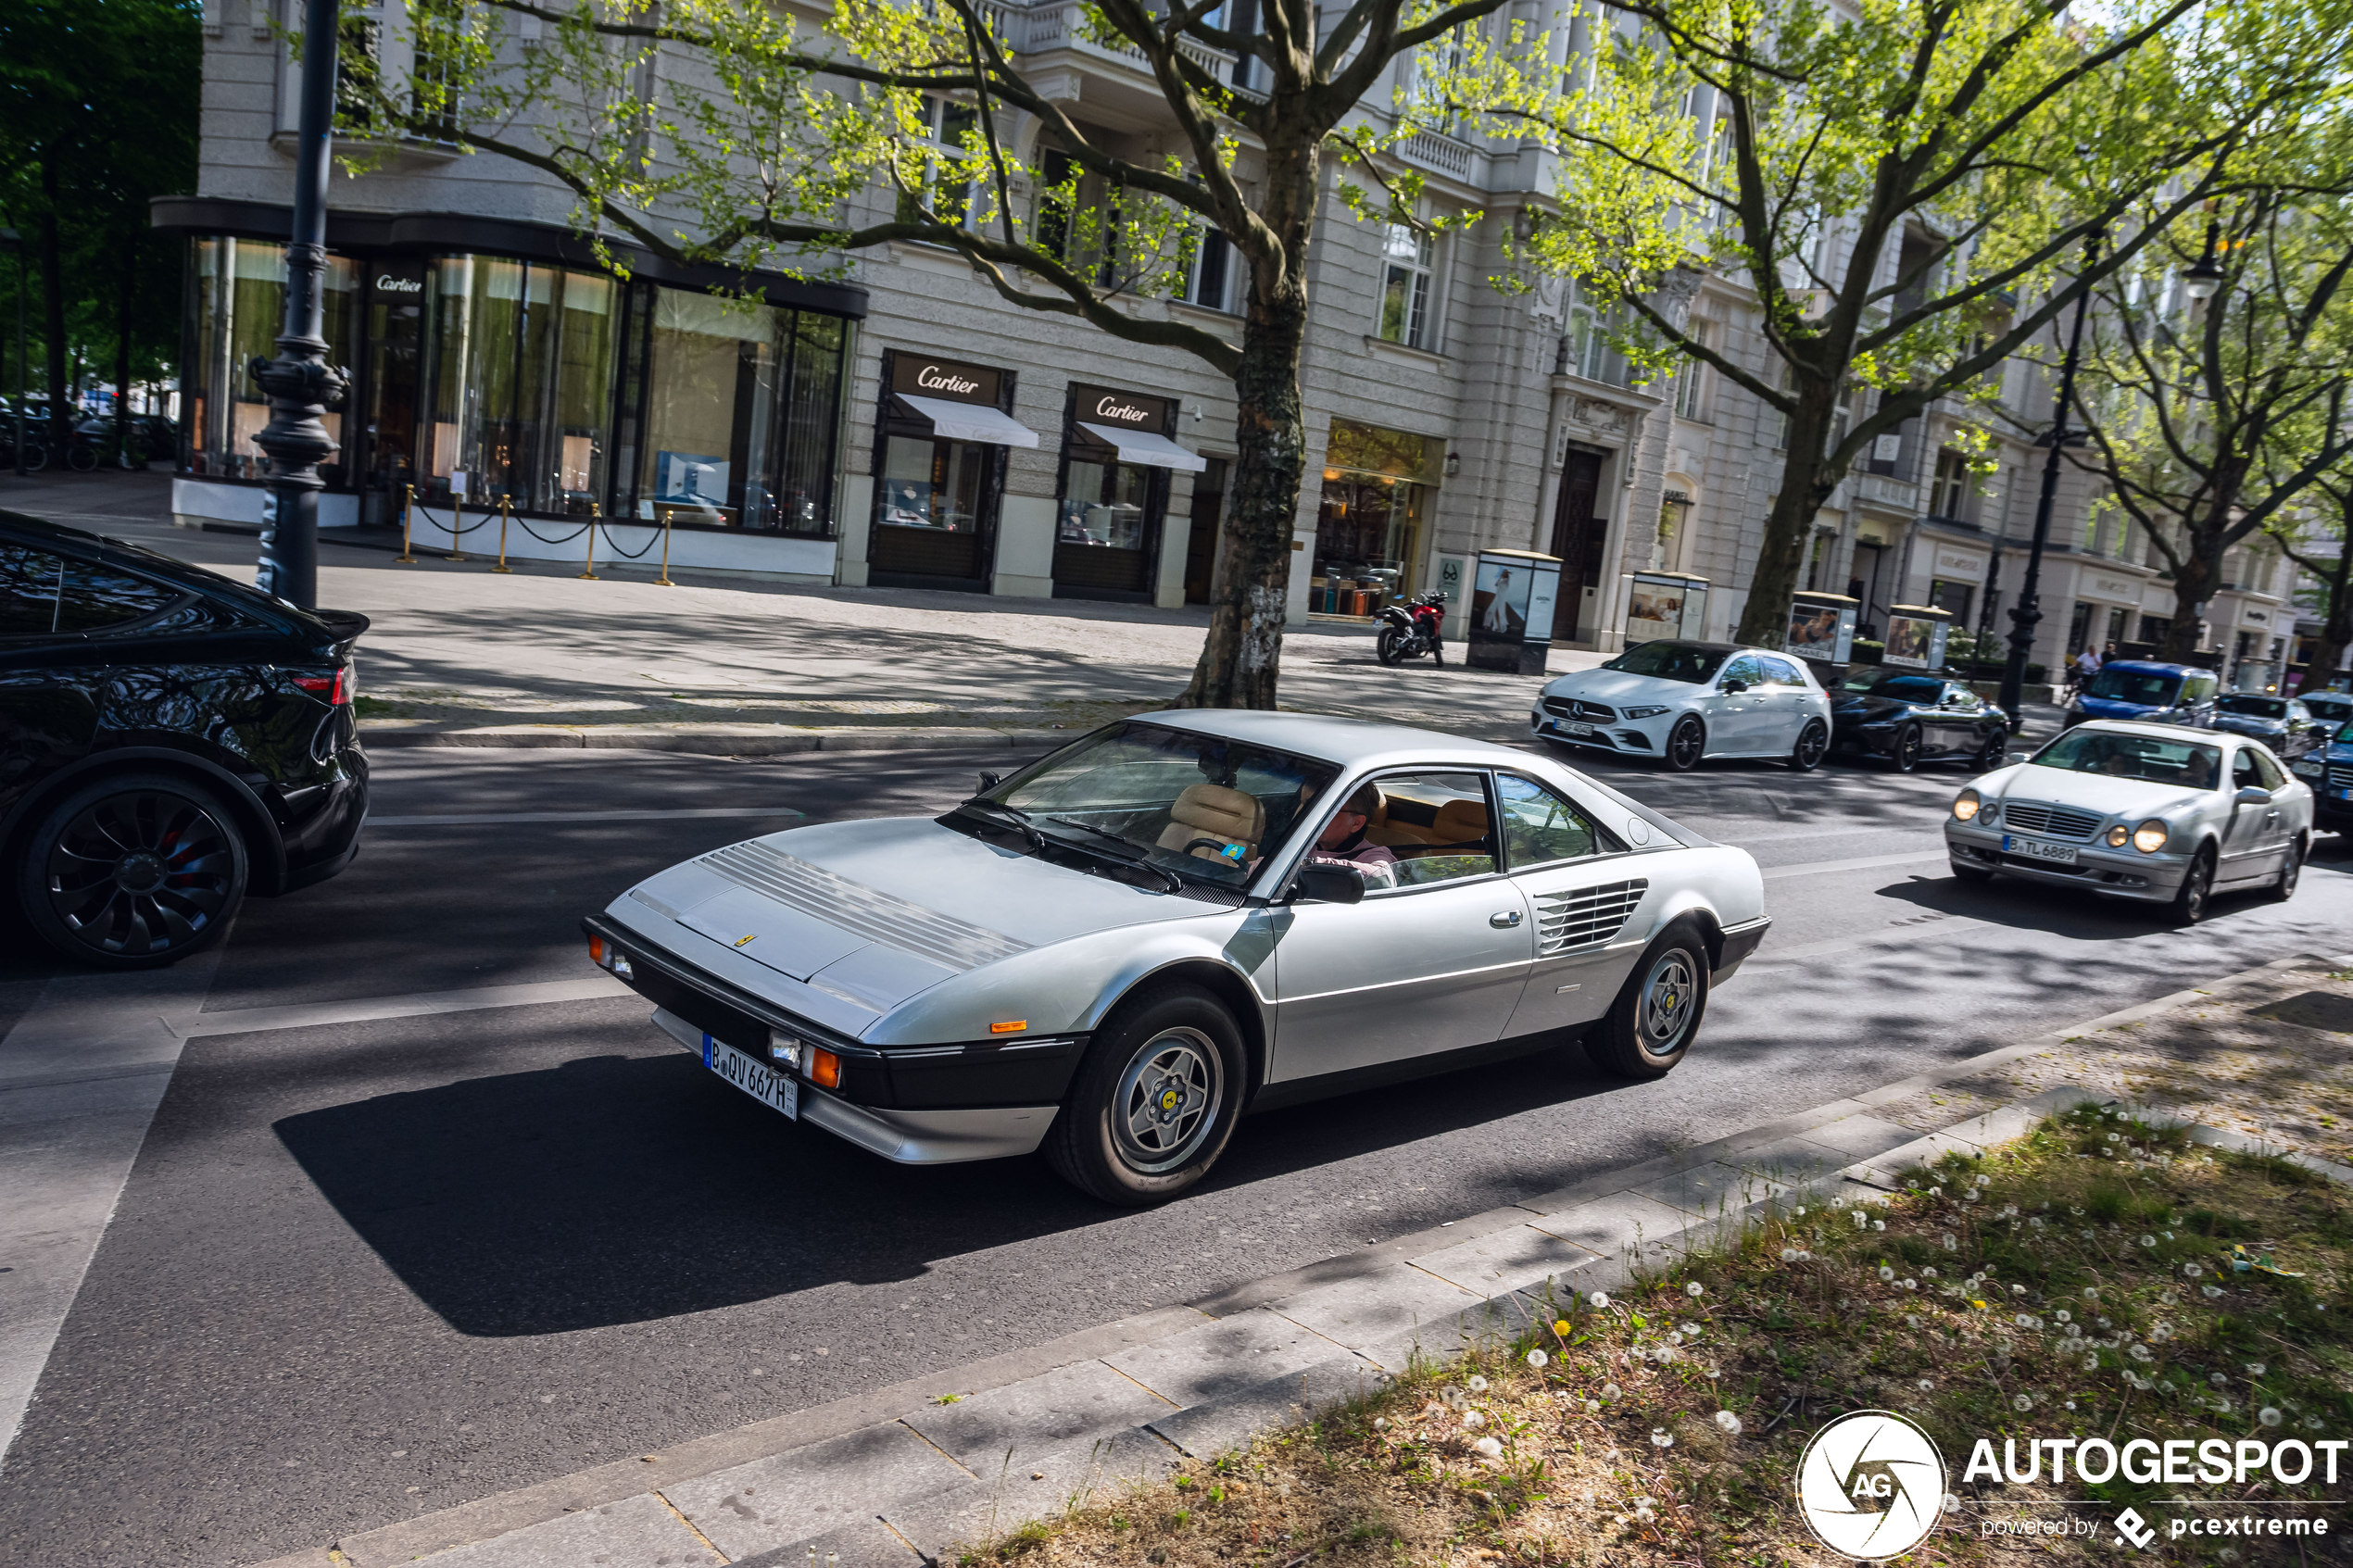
[1360,788,1430,847]
[1154,784,1265,861]
[1429,798,1491,844]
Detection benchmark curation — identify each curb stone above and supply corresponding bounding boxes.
[245,951,2344,1568]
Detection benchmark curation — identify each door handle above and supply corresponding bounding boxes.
[1490,909,1523,928]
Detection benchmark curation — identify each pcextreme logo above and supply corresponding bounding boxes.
[1795,1411,1948,1560]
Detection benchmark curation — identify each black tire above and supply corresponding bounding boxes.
[65,442,98,473]
[14,441,46,473]
[1592,921,1710,1080]
[2271,834,2305,902]
[1045,985,1246,1205]
[19,772,249,968]
[1376,627,1404,666]
[1431,644,1445,666]
[2169,844,2216,926]
[1664,715,1706,772]
[1951,860,1994,884]
[1790,720,1829,771]
[1887,723,1923,772]
[1975,729,2008,771]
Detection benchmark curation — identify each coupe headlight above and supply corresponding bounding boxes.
[1952,788,1982,822]
[1621,705,1670,720]
[2294,759,2322,777]
[2132,820,2169,854]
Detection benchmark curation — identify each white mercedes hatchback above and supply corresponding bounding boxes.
[1532,641,1834,771]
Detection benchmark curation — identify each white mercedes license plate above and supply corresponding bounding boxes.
[1567,721,1596,736]
[2002,834,2078,865]
[703,1034,799,1119]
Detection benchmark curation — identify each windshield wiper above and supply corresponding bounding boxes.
[955,797,1045,850]
[1042,817,1184,893]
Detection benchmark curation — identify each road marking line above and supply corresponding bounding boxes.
[1760,849,1946,880]
[368,806,806,826]
[182,976,634,1037]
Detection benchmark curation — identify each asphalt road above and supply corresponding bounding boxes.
[3,741,2350,1566]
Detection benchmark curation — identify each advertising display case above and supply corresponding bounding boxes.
[1883,602,1954,669]
[1621,571,1711,644]
[1467,548,1561,674]
[1786,590,1859,665]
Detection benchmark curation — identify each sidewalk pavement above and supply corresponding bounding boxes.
[2,470,1603,755]
[241,954,2353,1568]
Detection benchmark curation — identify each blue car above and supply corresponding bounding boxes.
[2063,660,2220,730]
[2289,719,2353,834]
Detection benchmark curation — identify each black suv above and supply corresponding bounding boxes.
[0,510,369,967]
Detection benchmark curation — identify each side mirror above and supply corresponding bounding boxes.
[1291,864,1365,905]
[1719,678,1748,695]
[2234,784,2272,806]
[976,771,1002,794]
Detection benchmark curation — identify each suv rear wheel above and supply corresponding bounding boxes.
[19,772,249,968]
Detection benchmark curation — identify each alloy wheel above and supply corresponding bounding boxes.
[1112,1027,1224,1175]
[1667,717,1705,771]
[1893,723,1922,771]
[43,787,239,959]
[2176,854,2213,924]
[1978,731,2007,771]
[1639,950,1699,1054]
[1792,721,1828,771]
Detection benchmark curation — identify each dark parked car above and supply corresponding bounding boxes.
[1830,671,2011,771]
[2062,659,2220,730]
[0,509,368,967]
[2210,692,2325,759]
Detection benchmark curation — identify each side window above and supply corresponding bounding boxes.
[1759,656,1807,687]
[1496,774,1621,869]
[2231,748,2262,790]
[1720,655,1765,688]
[2247,748,2286,791]
[56,563,181,634]
[1337,771,1495,890]
[1945,684,1980,710]
[0,546,63,637]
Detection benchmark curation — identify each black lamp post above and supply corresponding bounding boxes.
[249,0,345,608]
[1997,230,2100,729]
[1,227,23,478]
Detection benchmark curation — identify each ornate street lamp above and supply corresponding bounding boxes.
[249,0,346,608]
[2181,219,2224,304]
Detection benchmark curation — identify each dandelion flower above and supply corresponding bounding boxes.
[2083,1355,2099,1371]
[1780,1248,1801,1262]
[1651,1428,1675,1449]
[2056,1310,2072,1323]
[1871,1220,1886,1232]
[2129,1344,2154,1363]
[2012,1285,2027,1297]
[1527,1348,1550,1370]
[1942,1234,1958,1251]
[1468,1375,1490,1395]
[2083,1286,2100,1300]
[1473,1435,1503,1458]
[2246,1361,2266,1376]
[1852,1210,1869,1228]
[1923,1267,1940,1279]
[1906,1314,1921,1329]
[2210,1373,2229,1386]
[2203,1285,2224,1299]
[1919,1378,1935,1391]
[2183,1263,2204,1278]
[2139,1236,2157,1248]
[2259,1408,2283,1428]
[2013,1395,2032,1411]
[2306,1416,2326,1431]
[1554,1319,1571,1336]
[2064,1400,2076,1411]
[2016,1313,2037,1329]
[1632,1501,1657,1524]
[1590,1291,1610,1310]
[1901,1278,1919,1291]
[1794,1206,1806,1217]
[2002,1204,2019,1219]
[1715,1409,1743,1435]
[1585,1400,1602,1414]
[1602,1383,1621,1399]
[1685,1281,1705,1298]
[1943,1492,1963,1512]
[1879,1266,1896,1282]
[1464,1411,1487,1429]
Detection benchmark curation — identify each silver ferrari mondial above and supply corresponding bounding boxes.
[583,713,1770,1203]
[1944,718,2313,922]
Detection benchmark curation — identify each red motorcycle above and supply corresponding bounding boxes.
[1375,589,1449,666]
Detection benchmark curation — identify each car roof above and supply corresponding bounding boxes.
[1123,709,1541,771]
[2098,659,2205,676]
[2061,718,2233,743]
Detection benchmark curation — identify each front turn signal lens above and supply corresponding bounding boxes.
[989,1020,1029,1035]
[2133,820,2169,854]
[587,934,606,966]
[2107,824,2130,847]
[1952,789,1982,822]
[809,1046,842,1089]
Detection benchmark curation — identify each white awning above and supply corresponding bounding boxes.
[898,395,1041,448]
[1077,421,1208,473]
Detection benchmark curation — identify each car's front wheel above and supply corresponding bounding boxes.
[1976,729,2008,771]
[2271,834,2305,902]
[2170,844,2217,925]
[1591,921,1710,1079]
[1664,716,1706,772]
[19,772,250,968]
[1046,985,1245,1205]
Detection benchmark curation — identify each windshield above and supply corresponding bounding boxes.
[2028,729,2223,789]
[980,722,1340,886]
[2302,695,2350,722]
[1603,641,1729,684]
[1841,672,1944,701]
[2216,695,2286,719]
[2082,667,2181,706]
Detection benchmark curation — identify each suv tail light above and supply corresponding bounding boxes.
[291,667,349,705]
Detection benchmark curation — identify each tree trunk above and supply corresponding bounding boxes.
[2158,541,2223,663]
[115,228,136,461]
[1178,294,1308,709]
[38,151,69,458]
[1730,382,1845,647]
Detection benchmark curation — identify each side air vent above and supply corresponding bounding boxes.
[1535,878,1649,954]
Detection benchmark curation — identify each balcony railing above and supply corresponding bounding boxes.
[987,2,1231,79]
[1400,131,1475,181]
[1855,473,1919,513]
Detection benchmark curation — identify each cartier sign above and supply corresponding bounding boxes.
[889,352,1002,406]
[1071,383,1172,431]
[375,274,423,294]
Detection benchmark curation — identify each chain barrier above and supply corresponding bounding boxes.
[411,502,496,539]
[597,520,665,560]
[513,513,594,546]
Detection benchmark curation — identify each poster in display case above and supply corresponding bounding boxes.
[1468,549,1562,674]
[1786,591,1859,665]
[1620,572,1711,644]
[1883,603,1953,669]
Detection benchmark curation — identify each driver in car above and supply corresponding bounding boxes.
[1303,784,1400,886]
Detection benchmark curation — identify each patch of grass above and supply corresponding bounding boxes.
[951,1104,2350,1565]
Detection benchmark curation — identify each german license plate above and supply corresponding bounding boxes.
[2002,834,2078,865]
[2337,787,2353,802]
[703,1034,798,1119]
[1567,721,1595,737]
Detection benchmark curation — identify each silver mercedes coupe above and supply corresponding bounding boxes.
[583,712,1771,1203]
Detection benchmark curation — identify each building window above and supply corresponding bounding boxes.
[1675,320,1711,420]
[184,238,358,484]
[336,7,383,131]
[900,95,977,227]
[1930,449,1969,520]
[1183,228,1234,312]
[1927,577,1973,621]
[1313,420,1438,614]
[1378,224,1435,350]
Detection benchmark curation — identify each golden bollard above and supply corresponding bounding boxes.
[395,483,418,563]
[492,495,514,573]
[578,502,601,580]
[656,507,676,586]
